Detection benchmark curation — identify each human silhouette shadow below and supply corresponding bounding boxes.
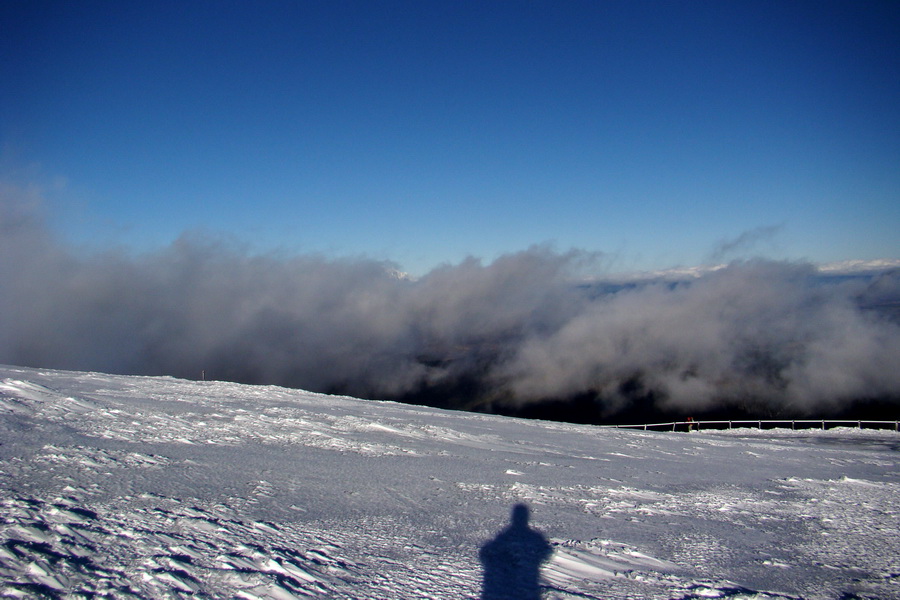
[479,503,552,600]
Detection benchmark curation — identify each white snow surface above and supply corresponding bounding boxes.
[0,365,898,599]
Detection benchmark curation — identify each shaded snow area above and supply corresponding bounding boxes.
[0,366,898,599]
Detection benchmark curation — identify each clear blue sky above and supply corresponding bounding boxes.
[2,0,898,274]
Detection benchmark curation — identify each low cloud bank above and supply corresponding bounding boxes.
[2,192,899,421]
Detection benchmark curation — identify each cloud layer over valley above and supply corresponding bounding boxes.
[2,192,899,421]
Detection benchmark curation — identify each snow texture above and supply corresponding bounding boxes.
[0,365,898,599]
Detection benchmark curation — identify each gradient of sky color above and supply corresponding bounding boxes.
[2,0,899,274]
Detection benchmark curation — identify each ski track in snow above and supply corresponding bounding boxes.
[0,366,898,599]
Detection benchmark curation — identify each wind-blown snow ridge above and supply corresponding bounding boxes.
[1,366,898,599]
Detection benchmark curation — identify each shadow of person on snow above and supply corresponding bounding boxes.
[479,503,552,600]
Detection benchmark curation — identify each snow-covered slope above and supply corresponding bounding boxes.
[0,365,897,599]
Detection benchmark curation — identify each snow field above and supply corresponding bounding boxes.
[1,366,898,599]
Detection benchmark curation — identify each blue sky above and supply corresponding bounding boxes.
[2,0,898,275]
